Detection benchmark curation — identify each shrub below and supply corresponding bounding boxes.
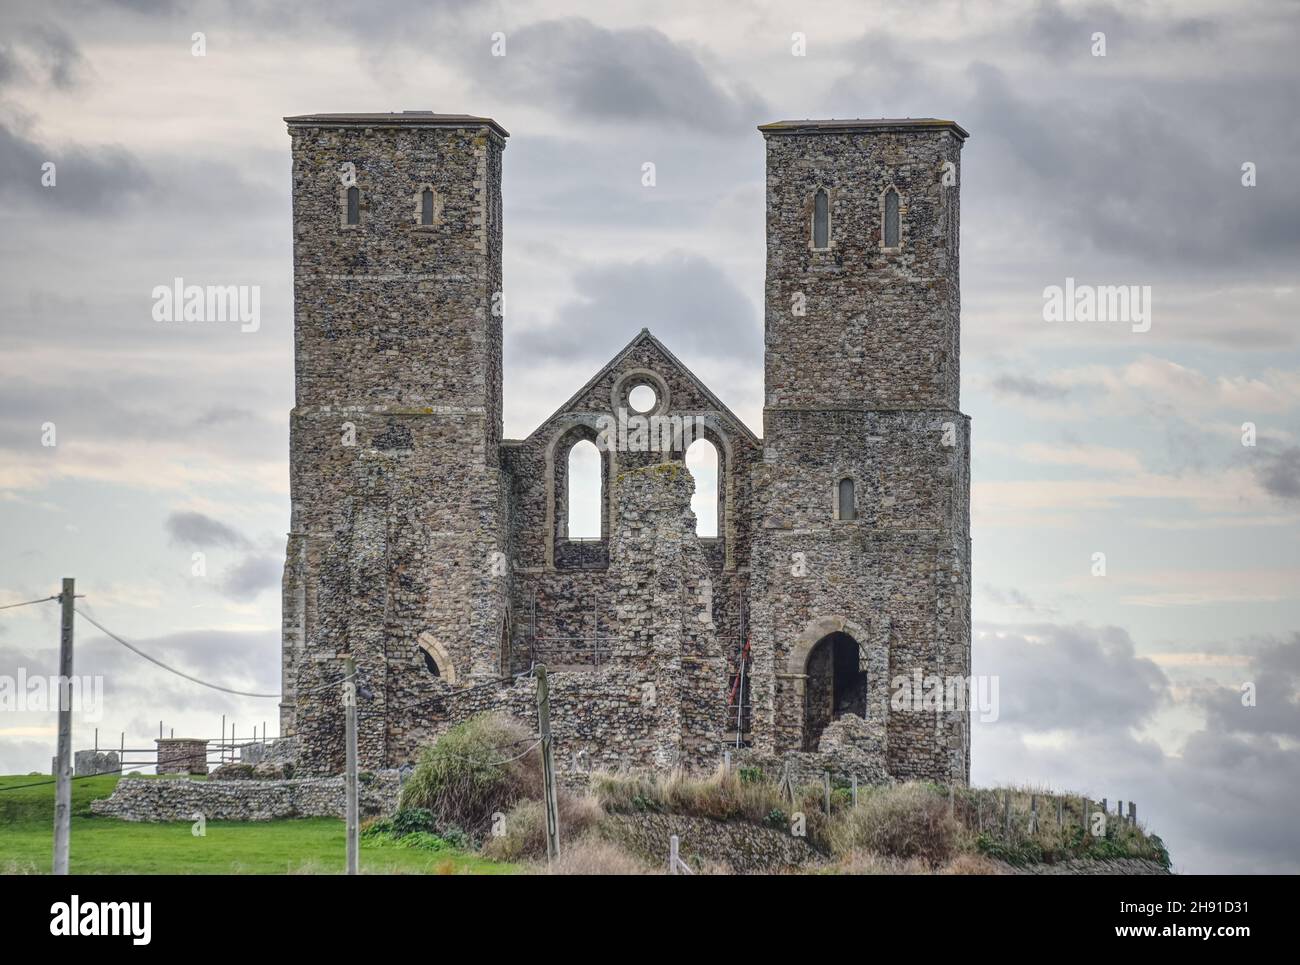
[395,831,450,851]
[361,807,438,840]
[829,783,961,867]
[482,794,604,862]
[389,807,438,836]
[399,714,541,839]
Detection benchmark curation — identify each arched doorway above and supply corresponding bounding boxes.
[803,632,866,750]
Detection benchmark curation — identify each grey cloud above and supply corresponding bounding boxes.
[0,122,151,213]
[0,22,85,90]
[973,622,1300,871]
[164,510,250,550]
[218,554,282,601]
[471,18,767,133]
[957,59,1300,272]
[979,584,1058,614]
[990,374,1068,401]
[974,622,1167,732]
[1254,446,1300,501]
[1022,0,1219,57]
[508,251,761,369]
[1200,634,1300,739]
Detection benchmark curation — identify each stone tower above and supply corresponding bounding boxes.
[747,119,972,783]
[280,112,511,772]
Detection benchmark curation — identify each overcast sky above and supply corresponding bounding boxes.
[1,0,1298,873]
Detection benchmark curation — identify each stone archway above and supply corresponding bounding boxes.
[416,633,456,683]
[787,615,873,751]
[802,632,867,750]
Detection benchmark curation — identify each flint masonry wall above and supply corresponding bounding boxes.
[90,773,400,822]
[280,115,971,785]
[283,114,509,773]
[750,120,970,782]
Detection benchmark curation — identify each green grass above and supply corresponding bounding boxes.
[0,775,517,875]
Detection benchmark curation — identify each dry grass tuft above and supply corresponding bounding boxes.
[482,793,605,862]
[827,783,962,867]
[545,837,659,875]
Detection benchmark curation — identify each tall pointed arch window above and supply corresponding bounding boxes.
[883,188,900,247]
[837,477,856,521]
[346,185,359,225]
[812,188,829,249]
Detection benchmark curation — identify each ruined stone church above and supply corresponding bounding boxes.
[279,111,971,785]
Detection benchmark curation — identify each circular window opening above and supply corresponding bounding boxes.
[628,384,657,413]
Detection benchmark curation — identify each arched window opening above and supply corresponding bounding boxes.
[812,189,829,249]
[686,438,719,538]
[838,477,856,521]
[422,649,441,676]
[883,188,900,247]
[804,632,867,750]
[417,634,455,682]
[567,439,602,539]
[346,185,359,225]
[421,188,435,225]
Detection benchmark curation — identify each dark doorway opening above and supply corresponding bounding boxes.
[804,632,866,750]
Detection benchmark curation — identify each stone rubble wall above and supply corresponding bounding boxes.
[89,771,401,822]
[600,812,822,873]
[751,123,970,781]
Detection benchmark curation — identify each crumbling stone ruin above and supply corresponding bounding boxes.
[280,112,971,785]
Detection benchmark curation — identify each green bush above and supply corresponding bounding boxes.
[399,714,541,839]
[395,831,450,851]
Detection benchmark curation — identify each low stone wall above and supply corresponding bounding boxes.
[50,750,121,777]
[600,812,822,873]
[89,771,401,822]
[1007,858,1171,875]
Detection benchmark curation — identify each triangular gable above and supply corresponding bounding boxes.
[512,328,761,447]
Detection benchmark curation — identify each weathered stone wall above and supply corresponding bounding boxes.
[749,120,970,783]
[279,115,972,786]
[601,812,822,872]
[283,115,510,773]
[156,738,208,775]
[89,772,401,822]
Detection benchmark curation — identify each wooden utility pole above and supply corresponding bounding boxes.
[343,656,358,876]
[52,578,74,875]
[537,665,561,863]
